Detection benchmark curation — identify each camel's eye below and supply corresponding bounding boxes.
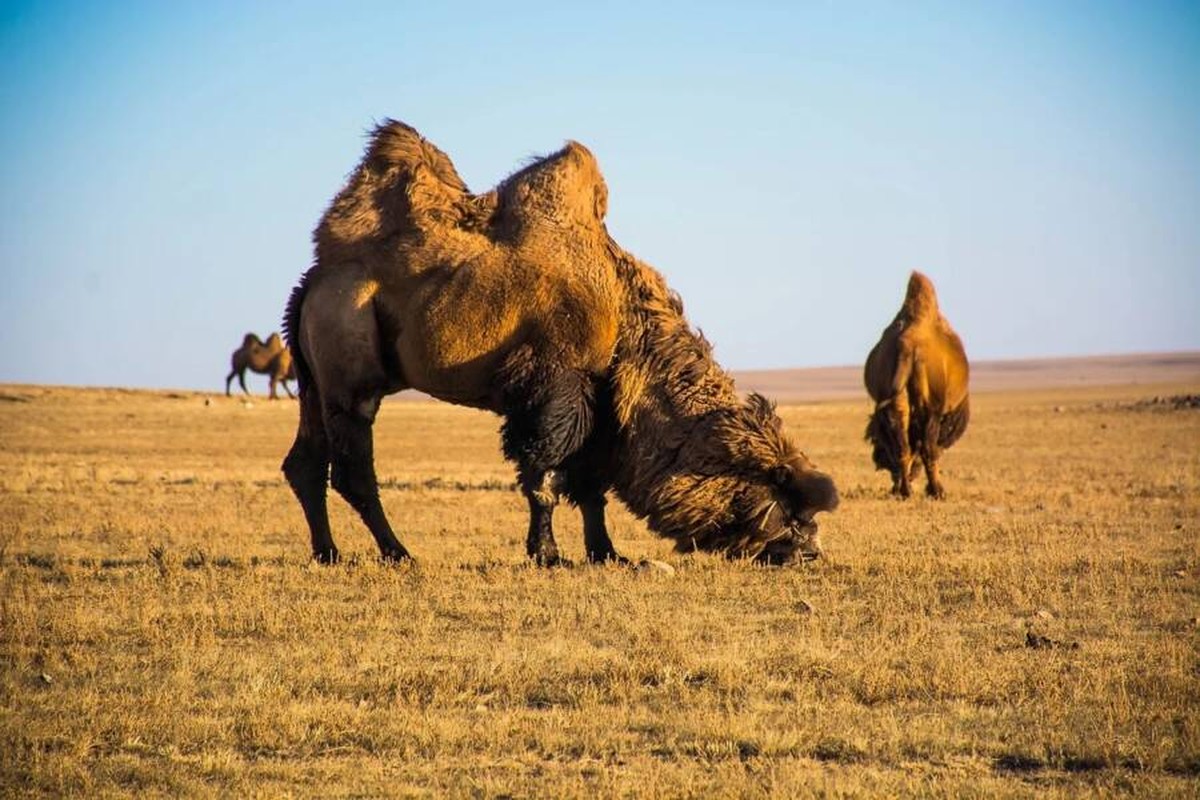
[770,465,792,488]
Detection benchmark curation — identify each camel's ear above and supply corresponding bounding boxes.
[773,465,839,515]
[795,471,839,513]
[593,181,608,222]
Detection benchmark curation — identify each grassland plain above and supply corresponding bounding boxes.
[1,381,1197,798]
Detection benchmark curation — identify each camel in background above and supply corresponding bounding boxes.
[865,271,970,499]
[225,332,295,399]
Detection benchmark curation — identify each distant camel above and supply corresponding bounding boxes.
[225,332,295,399]
[864,272,969,498]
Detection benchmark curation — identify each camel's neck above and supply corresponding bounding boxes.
[604,247,745,534]
[609,248,740,427]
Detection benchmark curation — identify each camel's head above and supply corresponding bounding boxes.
[683,393,839,564]
[732,453,839,566]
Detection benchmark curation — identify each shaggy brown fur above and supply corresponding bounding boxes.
[225,332,295,400]
[282,119,836,566]
[864,272,969,499]
[599,243,838,560]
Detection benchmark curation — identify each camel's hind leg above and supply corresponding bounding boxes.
[293,269,409,561]
[326,399,410,562]
[283,389,337,562]
[225,368,241,397]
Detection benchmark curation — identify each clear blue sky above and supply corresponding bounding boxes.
[2,1,1197,390]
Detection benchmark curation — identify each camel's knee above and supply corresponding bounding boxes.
[326,412,380,506]
[330,461,367,501]
[908,457,923,482]
[282,437,328,494]
[524,469,564,510]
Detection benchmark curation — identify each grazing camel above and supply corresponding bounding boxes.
[282,120,837,566]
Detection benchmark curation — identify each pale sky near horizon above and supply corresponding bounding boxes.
[1,1,1197,391]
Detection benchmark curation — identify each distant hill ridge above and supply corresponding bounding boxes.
[731,351,1200,401]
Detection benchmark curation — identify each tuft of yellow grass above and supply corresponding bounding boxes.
[1,383,1198,797]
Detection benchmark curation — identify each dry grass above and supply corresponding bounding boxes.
[1,382,1198,797]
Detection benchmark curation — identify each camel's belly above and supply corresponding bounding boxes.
[395,338,508,408]
[381,257,619,407]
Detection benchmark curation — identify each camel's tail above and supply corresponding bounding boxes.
[864,403,898,472]
[282,268,314,394]
[939,396,970,449]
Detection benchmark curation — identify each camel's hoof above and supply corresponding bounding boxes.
[587,552,631,566]
[314,547,340,565]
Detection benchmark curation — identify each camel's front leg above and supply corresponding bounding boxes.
[885,351,917,498]
[561,434,625,564]
[921,414,946,499]
[581,493,627,564]
[888,393,914,498]
[523,469,567,567]
[501,364,597,567]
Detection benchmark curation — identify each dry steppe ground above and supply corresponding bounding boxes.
[1,372,1198,797]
